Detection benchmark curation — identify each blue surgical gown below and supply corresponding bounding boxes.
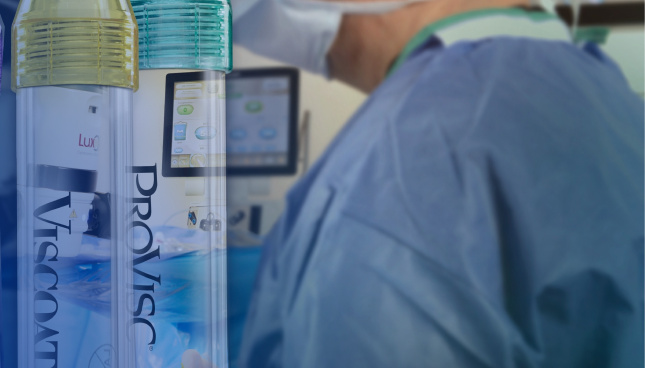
[239,36,644,368]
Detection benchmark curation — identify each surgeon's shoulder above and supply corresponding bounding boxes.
[380,41,496,151]
[387,37,634,148]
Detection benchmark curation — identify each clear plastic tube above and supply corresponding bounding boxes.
[13,1,137,367]
[0,12,4,366]
[132,68,228,368]
[130,1,231,367]
[1,15,4,87]
[16,86,133,368]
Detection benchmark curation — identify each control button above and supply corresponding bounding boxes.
[195,126,216,140]
[259,127,277,140]
[229,128,247,140]
[174,123,187,140]
[177,104,194,115]
[245,101,263,114]
[190,154,206,167]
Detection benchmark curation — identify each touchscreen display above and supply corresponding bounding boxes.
[226,77,290,167]
[170,80,223,168]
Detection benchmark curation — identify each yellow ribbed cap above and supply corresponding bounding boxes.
[12,0,139,91]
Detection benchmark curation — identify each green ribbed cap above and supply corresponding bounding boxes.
[132,0,232,72]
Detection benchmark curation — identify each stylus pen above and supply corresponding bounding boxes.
[13,0,137,367]
[129,1,231,367]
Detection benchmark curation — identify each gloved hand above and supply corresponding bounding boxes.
[181,349,215,368]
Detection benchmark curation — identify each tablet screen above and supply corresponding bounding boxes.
[226,68,299,176]
[163,71,225,177]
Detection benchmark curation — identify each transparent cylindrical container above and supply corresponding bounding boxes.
[0,11,4,367]
[129,1,231,367]
[1,15,4,86]
[13,0,137,367]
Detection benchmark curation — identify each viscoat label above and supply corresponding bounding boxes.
[32,191,72,367]
[129,164,159,346]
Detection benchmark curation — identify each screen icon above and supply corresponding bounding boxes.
[177,104,194,115]
[244,101,263,114]
[174,123,187,140]
[190,154,206,167]
[195,126,216,140]
[229,128,247,140]
[259,127,277,140]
